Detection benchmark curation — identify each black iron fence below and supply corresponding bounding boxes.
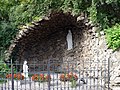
[0,59,110,90]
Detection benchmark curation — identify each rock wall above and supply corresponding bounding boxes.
[77,24,120,89]
[7,12,120,89]
[14,26,85,72]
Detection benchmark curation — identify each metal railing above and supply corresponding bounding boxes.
[0,59,110,90]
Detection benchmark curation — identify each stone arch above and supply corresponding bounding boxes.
[5,11,88,72]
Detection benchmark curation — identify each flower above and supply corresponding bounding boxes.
[14,74,17,78]
[45,75,51,81]
[16,73,24,80]
[69,72,73,76]
[59,74,67,82]
[6,74,12,79]
[65,74,71,80]
[32,74,39,81]
[59,72,78,82]
[69,74,78,82]
[6,73,24,80]
[32,74,51,82]
[39,74,44,81]
[73,74,78,81]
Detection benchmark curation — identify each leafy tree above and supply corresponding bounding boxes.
[0,0,120,63]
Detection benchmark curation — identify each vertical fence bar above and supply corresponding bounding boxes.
[108,57,110,90]
[48,58,50,90]
[11,59,14,90]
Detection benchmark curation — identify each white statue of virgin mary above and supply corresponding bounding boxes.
[23,61,28,78]
[66,30,73,50]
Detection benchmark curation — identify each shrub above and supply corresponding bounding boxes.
[105,24,120,50]
[0,61,11,78]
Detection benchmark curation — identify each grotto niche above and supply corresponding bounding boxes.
[6,11,86,72]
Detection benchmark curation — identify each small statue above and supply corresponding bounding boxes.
[23,61,28,78]
[67,30,73,50]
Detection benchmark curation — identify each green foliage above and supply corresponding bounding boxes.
[87,5,97,23]
[0,61,11,78]
[105,24,120,50]
[0,0,120,61]
[0,60,17,83]
[87,0,120,29]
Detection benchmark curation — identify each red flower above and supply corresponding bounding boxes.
[60,74,67,82]
[40,74,44,77]
[60,74,65,78]
[6,74,12,79]
[45,75,51,81]
[31,74,51,82]
[16,73,24,80]
[69,72,73,76]
[65,74,70,80]
[40,74,44,81]
[32,74,38,81]
[73,74,78,81]
[6,73,24,80]
[59,73,78,82]
[14,74,17,79]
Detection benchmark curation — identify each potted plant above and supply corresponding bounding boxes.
[68,72,78,88]
[6,73,24,85]
[6,73,24,80]
[59,72,78,88]
[31,74,51,82]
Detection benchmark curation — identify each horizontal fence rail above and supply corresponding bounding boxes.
[0,59,110,90]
